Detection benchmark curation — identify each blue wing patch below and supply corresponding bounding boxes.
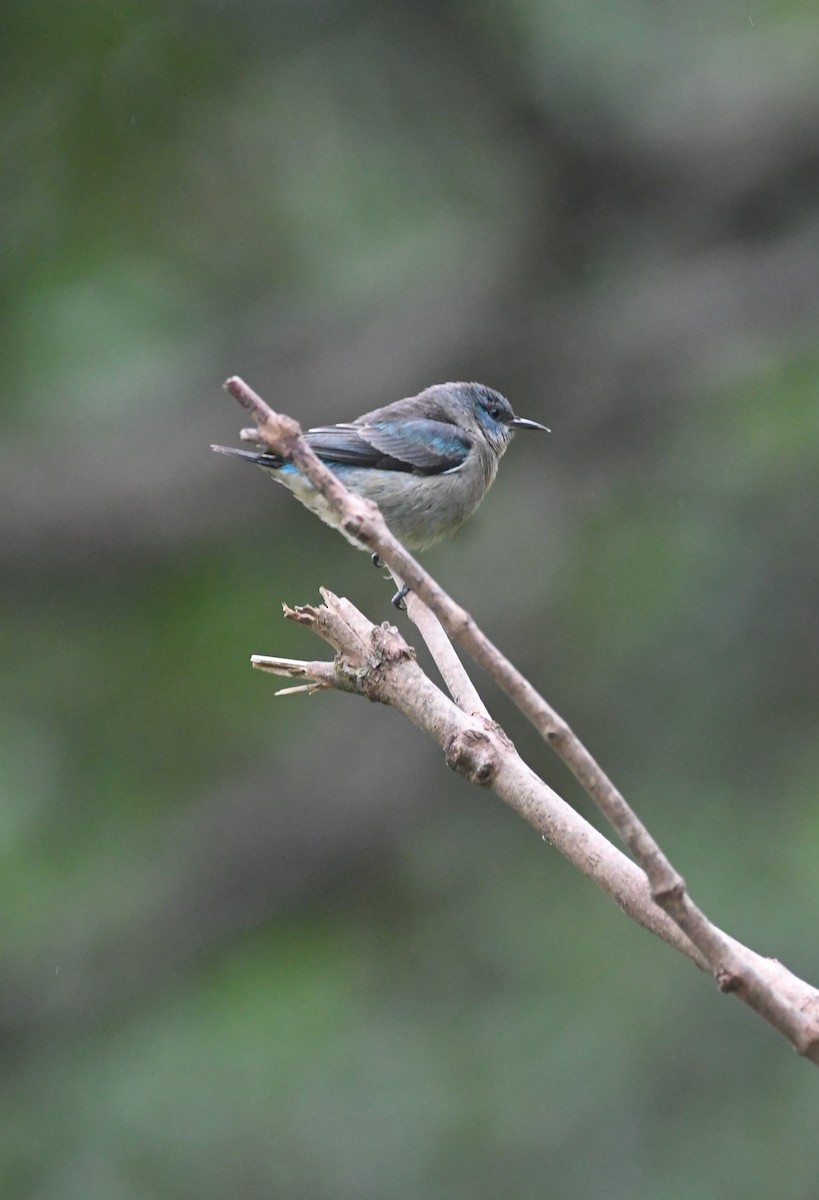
[305,420,471,475]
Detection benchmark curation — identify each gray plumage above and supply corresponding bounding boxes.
[213,382,548,551]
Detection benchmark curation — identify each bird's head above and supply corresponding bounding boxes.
[419,382,549,455]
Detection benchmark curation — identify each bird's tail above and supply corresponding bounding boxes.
[211,444,284,468]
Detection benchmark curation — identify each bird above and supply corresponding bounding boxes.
[213,381,548,604]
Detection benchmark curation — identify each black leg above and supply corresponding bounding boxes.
[390,583,409,610]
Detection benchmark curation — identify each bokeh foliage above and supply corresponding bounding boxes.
[1,2,818,1196]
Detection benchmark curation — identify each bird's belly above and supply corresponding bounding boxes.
[341,468,483,550]
[269,461,491,552]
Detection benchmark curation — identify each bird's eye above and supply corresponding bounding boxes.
[487,404,502,420]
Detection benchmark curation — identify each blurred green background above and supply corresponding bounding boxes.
[2,2,818,1196]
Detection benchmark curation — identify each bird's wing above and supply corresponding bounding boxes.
[305,420,471,475]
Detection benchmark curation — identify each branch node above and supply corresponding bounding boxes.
[716,967,742,993]
[650,872,687,907]
[445,728,499,786]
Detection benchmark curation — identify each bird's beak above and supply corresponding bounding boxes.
[509,416,550,432]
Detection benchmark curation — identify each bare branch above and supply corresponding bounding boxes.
[260,591,704,961]
[400,577,491,721]
[253,591,819,1055]
[222,377,819,1062]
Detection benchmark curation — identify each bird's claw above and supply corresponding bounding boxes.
[391,583,409,610]
[370,551,405,607]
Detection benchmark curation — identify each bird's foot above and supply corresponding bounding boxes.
[391,583,409,610]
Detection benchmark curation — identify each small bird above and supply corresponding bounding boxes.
[214,381,548,601]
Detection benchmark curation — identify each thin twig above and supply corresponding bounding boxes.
[399,575,491,721]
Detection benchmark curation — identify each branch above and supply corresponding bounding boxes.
[252,590,702,962]
[224,375,819,1062]
[401,573,491,721]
